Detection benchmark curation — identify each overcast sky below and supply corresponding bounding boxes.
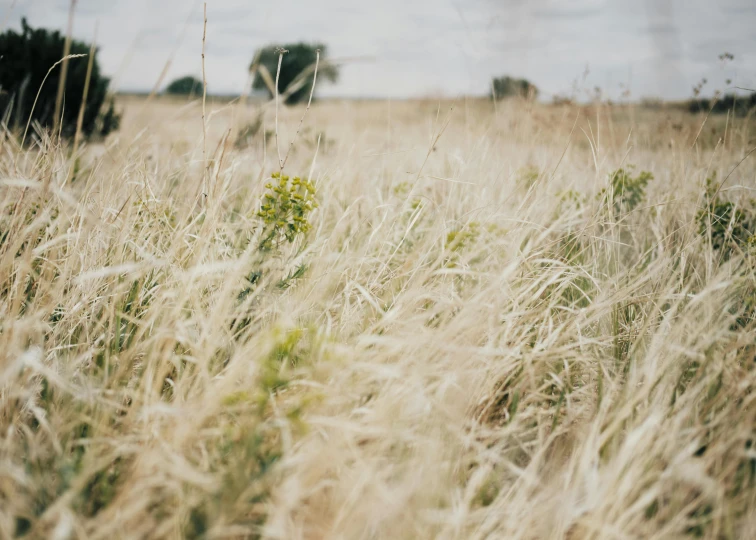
[2,0,755,100]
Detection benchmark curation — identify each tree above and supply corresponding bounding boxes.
[0,18,119,139]
[250,43,338,105]
[165,75,203,96]
[491,76,538,101]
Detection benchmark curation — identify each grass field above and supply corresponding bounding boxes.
[2,94,756,538]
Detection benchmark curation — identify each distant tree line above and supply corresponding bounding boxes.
[2,15,550,146]
[165,43,339,106]
[687,92,756,116]
[7,13,756,147]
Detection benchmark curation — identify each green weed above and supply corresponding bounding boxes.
[258,172,318,251]
[600,166,653,217]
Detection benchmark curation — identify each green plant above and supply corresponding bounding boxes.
[0,18,119,139]
[233,173,319,331]
[600,166,653,217]
[182,325,319,536]
[446,222,480,254]
[250,43,339,105]
[258,172,318,251]
[697,175,756,259]
[696,175,756,328]
[516,165,540,191]
[557,189,586,214]
[444,222,480,268]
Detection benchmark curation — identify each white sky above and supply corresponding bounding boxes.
[2,0,755,100]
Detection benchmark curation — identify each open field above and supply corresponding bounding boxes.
[2,95,756,538]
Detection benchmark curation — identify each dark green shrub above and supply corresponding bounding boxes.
[697,175,756,259]
[165,75,203,96]
[600,166,653,217]
[491,76,538,101]
[695,175,756,328]
[250,43,339,105]
[97,98,120,136]
[0,18,119,139]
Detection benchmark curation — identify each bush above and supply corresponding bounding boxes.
[491,76,538,101]
[600,167,653,217]
[696,175,756,328]
[0,18,119,140]
[250,43,339,105]
[165,75,203,96]
[697,175,756,259]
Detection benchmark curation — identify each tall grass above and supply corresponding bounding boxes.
[1,96,756,539]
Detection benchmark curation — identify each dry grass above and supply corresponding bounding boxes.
[2,94,756,539]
